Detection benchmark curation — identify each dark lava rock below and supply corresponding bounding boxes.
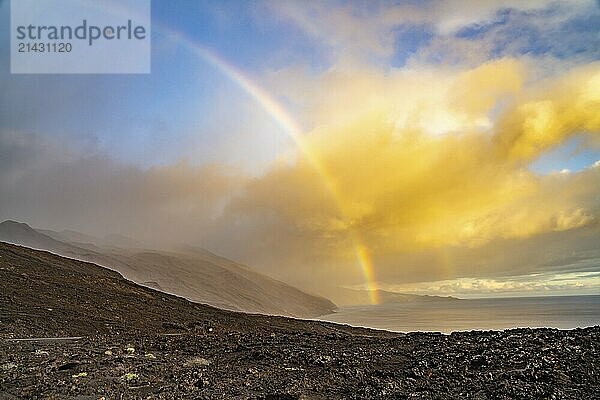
[1,242,599,399]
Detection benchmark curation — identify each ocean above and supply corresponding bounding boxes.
[320,295,600,333]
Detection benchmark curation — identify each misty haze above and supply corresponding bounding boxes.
[1,0,599,398]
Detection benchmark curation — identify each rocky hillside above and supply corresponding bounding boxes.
[1,242,599,399]
[0,221,335,317]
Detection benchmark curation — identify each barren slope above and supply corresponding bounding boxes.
[0,221,335,317]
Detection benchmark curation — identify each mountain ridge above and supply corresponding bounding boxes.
[1,241,598,399]
[0,220,335,317]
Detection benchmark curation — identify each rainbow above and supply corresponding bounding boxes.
[159,28,381,304]
[65,0,378,304]
[70,2,381,301]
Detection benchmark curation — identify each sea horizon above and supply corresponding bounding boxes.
[319,294,600,334]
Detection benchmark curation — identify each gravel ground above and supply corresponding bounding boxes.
[1,242,599,399]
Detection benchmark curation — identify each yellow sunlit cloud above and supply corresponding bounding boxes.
[227,59,600,288]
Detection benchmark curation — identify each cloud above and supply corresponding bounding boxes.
[268,1,395,61]
[494,63,600,160]
[1,54,598,298]
[3,57,598,295]
[212,59,600,289]
[410,2,600,70]
[379,270,600,298]
[268,0,599,65]
[267,58,525,137]
[1,1,599,299]
[0,131,245,247]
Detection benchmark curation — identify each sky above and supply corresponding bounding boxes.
[0,0,599,301]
